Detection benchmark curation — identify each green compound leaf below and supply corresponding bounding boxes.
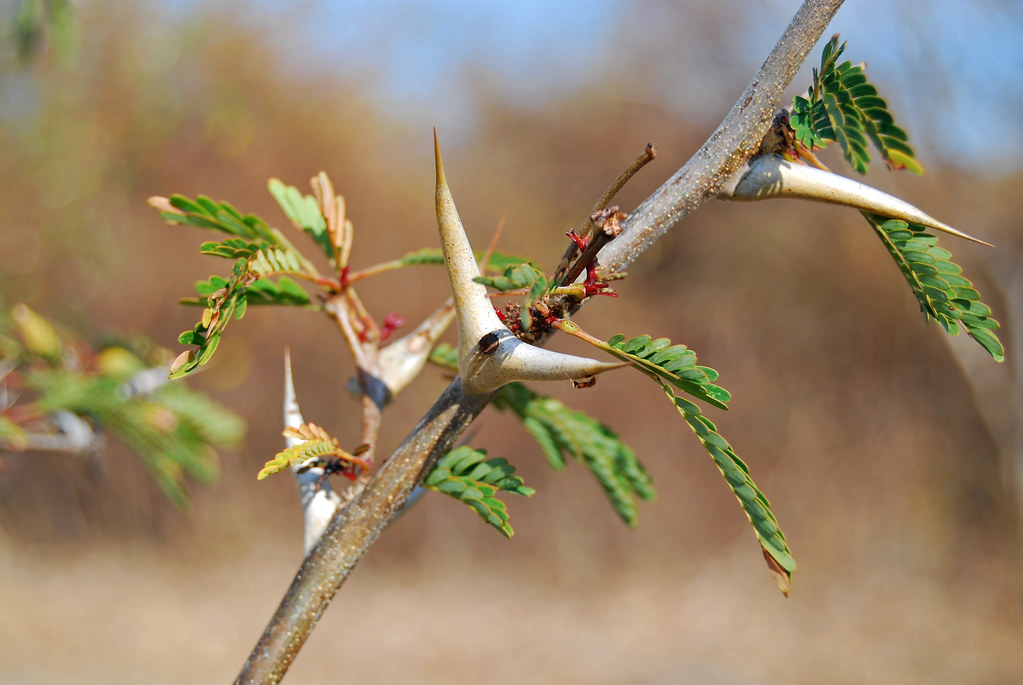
[389,248,537,274]
[555,325,792,593]
[474,262,548,293]
[163,194,278,241]
[424,445,534,538]
[267,178,333,260]
[258,439,339,480]
[661,381,795,595]
[790,35,922,175]
[154,193,319,379]
[258,422,368,481]
[867,213,1004,361]
[604,333,731,411]
[248,246,305,278]
[492,382,655,528]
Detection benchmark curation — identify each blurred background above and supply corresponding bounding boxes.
[1,1,1022,683]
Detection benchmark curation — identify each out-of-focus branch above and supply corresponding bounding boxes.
[235,2,843,682]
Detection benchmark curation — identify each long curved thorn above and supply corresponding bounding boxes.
[434,130,505,352]
[719,154,993,247]
[434,131,629,396]
[459,327,629,394]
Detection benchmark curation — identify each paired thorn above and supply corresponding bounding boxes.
[718,154,993,247]
[434,131,627,395]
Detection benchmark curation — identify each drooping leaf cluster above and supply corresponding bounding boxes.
[663,383,795,594]
[867,214,1003,361]
[575,331,794,593]
[424,445,534,538]
[0,304,245,507]
[790,35,921,175]
[492,381,655,527]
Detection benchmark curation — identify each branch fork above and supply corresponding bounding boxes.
[433,131,627,396]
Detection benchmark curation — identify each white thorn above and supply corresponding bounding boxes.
[434,132,629,396]
[434,131,504,359]
[719,154,992,246]
[459,329,629,394]
[283,349,340,556]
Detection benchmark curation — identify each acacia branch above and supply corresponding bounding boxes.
[234,2,843,682]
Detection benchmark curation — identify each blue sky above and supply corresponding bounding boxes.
[128,0,1023,173]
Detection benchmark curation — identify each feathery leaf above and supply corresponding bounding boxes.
[867,214,1004,361]
[492,382,654,527]
[790,35,921,174]
[661,381,795,595]
[424,445,534,538]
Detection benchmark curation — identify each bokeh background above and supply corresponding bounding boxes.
[2,1,1022,683]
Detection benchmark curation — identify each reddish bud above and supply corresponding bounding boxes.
[379,312,407,342]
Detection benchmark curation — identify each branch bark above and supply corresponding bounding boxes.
[234,1,844,682]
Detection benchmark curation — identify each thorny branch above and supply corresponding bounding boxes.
[234,1,845,682]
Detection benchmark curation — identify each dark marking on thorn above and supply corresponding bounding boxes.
[572,375,597,389]
[478,332,501,355]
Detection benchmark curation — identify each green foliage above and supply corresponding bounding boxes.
[492,382,655,527]
[0,416,27,450]
[267,178,333,261]
[428,341,460,371]
[664,384,796,594]
[13,0,78,64]
[258,440,338,481]
[153,193,318,378]
[474,262,547,293]
[429,343,655,527]
[790,35,922,174]
[424,445,534,538]
[159,194,279,242]
[0,304,245,507]
[259,439,335,482]
[393,248,538,274]
[605,334,731,410]
[474,262,551,329]
[556,327,792,590]
[868,214,1004,361]
[257,422,367,480]
[606,334,792,588]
